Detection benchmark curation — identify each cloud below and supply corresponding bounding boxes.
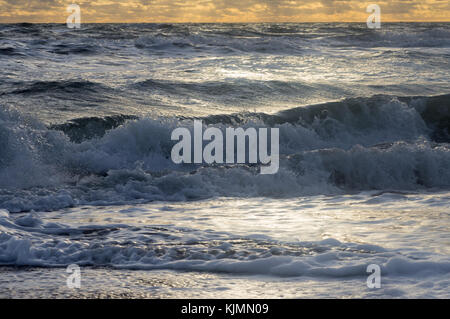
[0,0,448,22]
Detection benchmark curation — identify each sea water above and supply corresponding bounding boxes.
[0,23,449,298]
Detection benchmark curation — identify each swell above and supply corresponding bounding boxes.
[49,43,98,55]
[201,94,450,143]
[3,80,112,96]
[1,23,449,60]
[49,115,138,143]
[131,78,325,99]
[0,47,24,56]
[132,23,450,50]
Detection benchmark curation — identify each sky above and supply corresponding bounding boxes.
[0,0,449,23]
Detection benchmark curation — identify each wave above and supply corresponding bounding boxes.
[49,115,138,143]
[0,47,24,56]
[131,23,450,52]
[0,94,450,212]
[3,80,111,96]
[49,43,98,55]
[201,94,450,144]
[130,78,329,102]
[2,24,449,61]
[325,25,450,48]
[1,209,449,277]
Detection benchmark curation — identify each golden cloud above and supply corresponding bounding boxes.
[0,0,448,23]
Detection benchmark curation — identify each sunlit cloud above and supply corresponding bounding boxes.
[0,0,448,23]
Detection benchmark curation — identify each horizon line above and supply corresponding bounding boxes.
[1,21,449,24]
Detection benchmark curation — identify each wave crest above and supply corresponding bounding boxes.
[1,94,450,212]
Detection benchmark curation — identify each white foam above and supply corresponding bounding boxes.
[1,97,450,212]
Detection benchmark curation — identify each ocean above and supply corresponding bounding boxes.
[0,23,449,298]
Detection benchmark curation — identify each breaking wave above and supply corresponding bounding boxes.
[0,94,449,212]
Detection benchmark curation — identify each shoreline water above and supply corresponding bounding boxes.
[1,194,449,298]
[2,267,447,299]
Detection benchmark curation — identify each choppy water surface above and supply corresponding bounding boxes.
[0,23,449,298]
